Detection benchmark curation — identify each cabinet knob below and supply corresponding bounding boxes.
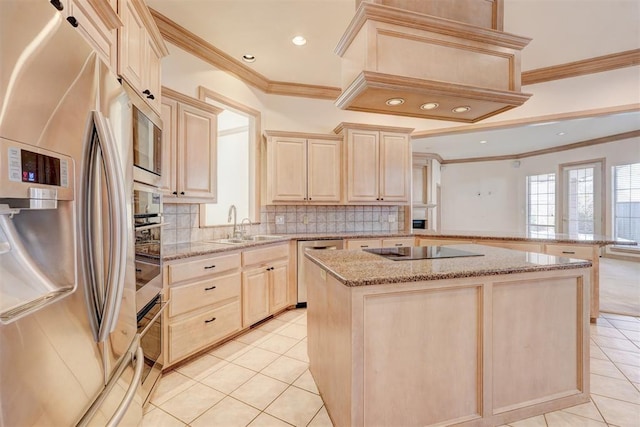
[204,285,217,291]
[204,317,217,323]
[308,197,312,200]
[172,191,177,195]
[66,16,79,27]
[380,198,384,201]
[50,0,64,11]
[180,191,185,195]
[147,94,155,100]
[142,89,151,95]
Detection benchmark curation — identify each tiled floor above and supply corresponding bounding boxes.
[143,309,640,427]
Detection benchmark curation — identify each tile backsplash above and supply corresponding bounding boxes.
[163,203,405,246]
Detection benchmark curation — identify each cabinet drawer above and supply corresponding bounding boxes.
[242,243,289,267]
[345,239,382,250]
[478,241,543,253]
[418,238,473,246]
[168,253,240,283]
[168,301,241,363]
[544,244,594,260]
[169,272,241,318]
[382,237,415,248]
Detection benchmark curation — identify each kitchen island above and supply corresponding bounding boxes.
[304,244,592,427]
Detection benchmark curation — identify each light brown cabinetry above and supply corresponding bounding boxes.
[335,123,412,204]
[118,0,167,114]
[241,244,290,327]
[62,0,121,71]
[165,253,242,365]
[160,88,223,202]
[263,131,342,204]
[417,237,601,320]
[345,237,415,250]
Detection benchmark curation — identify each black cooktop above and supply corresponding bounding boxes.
[363,246,484,261]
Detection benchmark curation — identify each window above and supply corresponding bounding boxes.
[198,86,260,226]
[613,163,640,243]
[526,173,556,236]
[559,160,604,236]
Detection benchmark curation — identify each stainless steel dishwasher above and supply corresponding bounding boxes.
[297,239,343,306]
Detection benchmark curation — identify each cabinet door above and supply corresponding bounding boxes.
[68,0,118,71]
[160,98,178,197]
[269,137,307,202]
[242,268,270,327]
[379,132,410,202]
[144,36,162,114]
[269,261,289,313]
[346,129,379,202]
[308,139,341,202]
[177,103,217,200]
[118,0,145,91]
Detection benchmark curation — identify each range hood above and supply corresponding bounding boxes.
[334,1,533,123]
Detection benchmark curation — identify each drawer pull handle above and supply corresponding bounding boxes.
[361,245,368,248]
[204,265,216,269]
[395,243,402,246]
[204,286,216,291]
[562,251,576,254]
[204,317,217,323]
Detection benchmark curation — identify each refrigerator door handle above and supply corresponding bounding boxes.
[106,345,144,427]
[81,111,128,342]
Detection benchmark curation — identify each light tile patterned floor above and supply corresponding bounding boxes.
[143,309,640,427]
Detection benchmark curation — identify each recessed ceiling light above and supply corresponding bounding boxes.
[420,102,439,110]
[292,36,307,46]
[557,131,566,136]
[479,140,487,144]
[242,54,255,63]
[452,106,471,113]
[385,98,405,106]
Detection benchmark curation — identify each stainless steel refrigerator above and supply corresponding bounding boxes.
[0,1,143,425]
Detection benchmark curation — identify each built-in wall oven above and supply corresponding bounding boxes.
[133,182,165,405]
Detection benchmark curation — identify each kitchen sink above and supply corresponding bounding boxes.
[209,235,284,245]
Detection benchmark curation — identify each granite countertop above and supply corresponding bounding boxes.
[304,244,593,287]
[162,231,635,262]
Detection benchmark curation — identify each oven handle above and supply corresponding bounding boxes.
[135,222,169,232]
[139,299,167,337]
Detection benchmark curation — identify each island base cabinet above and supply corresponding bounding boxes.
[168,301,241,364]
[306,260,591,427]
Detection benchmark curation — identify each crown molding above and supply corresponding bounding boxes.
[131,0,168,56]
[150,7,339,100]
[264,130,343,141]
[522,49,640,86]
[150,9,639,102]
[438,129,640,164]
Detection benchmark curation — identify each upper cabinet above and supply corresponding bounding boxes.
[335,123,413,204]
[263,131,342,204]
[58,0,121,71]
[161,88,223,202]
[118,0,168,114]
[57,0,167,114]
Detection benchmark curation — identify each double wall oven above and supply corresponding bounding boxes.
[128,83,166,406]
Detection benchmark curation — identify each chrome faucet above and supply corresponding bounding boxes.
[240,218,252,238]
[228,205,239,238]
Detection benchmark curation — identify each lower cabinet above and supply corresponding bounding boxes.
[165,253,242,366]
[242,244,290,327]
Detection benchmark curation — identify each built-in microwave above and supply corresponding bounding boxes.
[124,83,162,187]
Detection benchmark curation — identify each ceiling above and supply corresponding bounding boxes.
[146,0,640,160]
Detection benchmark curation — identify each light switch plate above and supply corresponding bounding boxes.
[388,214,396,223]
[275,215,285,225]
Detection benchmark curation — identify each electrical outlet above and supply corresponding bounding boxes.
[275,215,285,225]
[303,214,309,225]
[388,214,396,223]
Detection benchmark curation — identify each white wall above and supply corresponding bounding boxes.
[440,136,640,234]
